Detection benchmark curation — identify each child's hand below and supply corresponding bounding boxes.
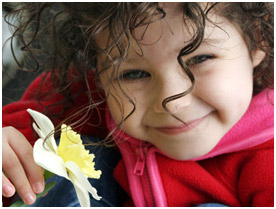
[2,126,45,205]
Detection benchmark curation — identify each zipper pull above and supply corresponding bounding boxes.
[134,143,149,176]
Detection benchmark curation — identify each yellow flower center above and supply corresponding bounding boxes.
[57,124,101,179]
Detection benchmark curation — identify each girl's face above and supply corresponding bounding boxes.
[98,5,265,160]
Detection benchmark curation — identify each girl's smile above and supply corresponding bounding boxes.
[98,3,265,160]
[154,113,211,135]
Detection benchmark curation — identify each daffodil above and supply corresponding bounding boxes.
[27,109,102,207]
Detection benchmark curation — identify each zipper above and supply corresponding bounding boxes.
[133,142,155,206]
[143,160,155,206]
[134,142,149,176]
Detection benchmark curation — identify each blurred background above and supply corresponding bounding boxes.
[2,4,40,106]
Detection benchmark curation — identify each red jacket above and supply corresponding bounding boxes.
[113,139,273,206]
[2,72,274,206]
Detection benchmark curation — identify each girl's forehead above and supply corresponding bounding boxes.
[96,3,237,65]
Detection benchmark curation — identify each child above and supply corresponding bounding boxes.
[2,2,274,207]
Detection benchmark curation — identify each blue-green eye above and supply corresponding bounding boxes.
[120,70,150,81]
[186,54,214,66]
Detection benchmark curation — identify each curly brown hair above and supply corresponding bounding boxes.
[3,2,274,142]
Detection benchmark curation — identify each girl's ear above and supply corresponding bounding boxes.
[252,49,266,68]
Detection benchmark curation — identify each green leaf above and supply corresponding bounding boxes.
[34,181,56,199]
[9,199,25,207]
[9,181,56,207]
[43,170,55,180]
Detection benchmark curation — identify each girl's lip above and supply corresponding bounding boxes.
[155,114,209,135]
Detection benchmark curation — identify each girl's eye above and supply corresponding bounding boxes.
[120,70,150,81]
[186,54,214,66]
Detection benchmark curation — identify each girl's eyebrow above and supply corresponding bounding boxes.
[173,38,224,53]
[125,37,225,64]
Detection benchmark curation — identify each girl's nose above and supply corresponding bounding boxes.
[152,77,193,114]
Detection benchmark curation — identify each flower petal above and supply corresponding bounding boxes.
[65,161,101,201]
[33,138,69,180]
[27,109,57,153]
[32,122,57,153]
[69,174,90,207]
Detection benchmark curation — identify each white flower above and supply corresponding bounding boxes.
[27,109,102,207]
